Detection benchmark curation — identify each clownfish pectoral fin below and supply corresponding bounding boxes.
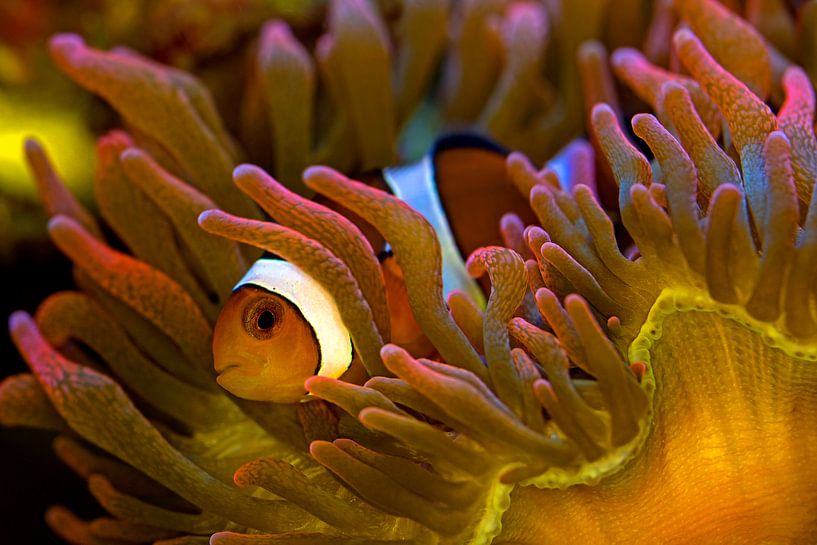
[213,258,353,403]
[380,255,436,358]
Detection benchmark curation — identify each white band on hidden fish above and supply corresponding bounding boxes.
[383,155,487,308]
[235,258,353,379]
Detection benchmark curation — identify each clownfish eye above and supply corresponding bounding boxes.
[257,310,275,330]
[242,297,284,340]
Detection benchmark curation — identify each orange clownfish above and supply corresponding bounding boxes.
[213,134,537,403]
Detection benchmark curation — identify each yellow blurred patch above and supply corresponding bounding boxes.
[0,89,95,202]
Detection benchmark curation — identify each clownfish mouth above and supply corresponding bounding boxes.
[215,362,242,375]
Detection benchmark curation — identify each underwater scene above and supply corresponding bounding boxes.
[0,0,816,543]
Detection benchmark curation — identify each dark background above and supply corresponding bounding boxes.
[0,243,101,545]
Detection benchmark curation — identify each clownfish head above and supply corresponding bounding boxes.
[212,259,353,403]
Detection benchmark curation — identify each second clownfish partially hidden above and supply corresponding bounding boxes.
[213,135,536,403]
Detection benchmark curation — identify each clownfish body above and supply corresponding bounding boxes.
[213,134,535,403]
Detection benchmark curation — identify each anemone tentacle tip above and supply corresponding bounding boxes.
[8,311,31,334]
[45,214,72,233]
[672,26,696,44]
[48,33,84,51]
[22,137,41,154]
[197,209,219,226]
[591,101,616,120]
[232,163,262,181]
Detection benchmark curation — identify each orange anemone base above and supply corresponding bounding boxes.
[499,308,817,545]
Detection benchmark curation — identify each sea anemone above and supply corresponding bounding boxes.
[2,0,817,544]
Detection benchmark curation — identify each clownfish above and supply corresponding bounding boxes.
[213,134,536,403]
